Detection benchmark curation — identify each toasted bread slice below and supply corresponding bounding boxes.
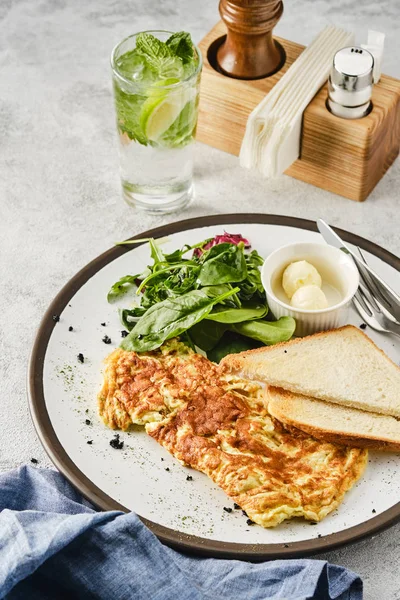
[221,325,400,418]
[267,386,400,452]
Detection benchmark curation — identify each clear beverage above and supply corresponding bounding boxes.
[111,31,202,213]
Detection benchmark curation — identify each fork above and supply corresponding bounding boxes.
[352,248,400,338]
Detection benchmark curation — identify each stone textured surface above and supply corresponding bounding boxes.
[0,0,399,596]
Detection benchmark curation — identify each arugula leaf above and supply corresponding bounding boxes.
[121,287,239,352]
[141,284,176,309]
[149,238,164,266]
[136,261,198,294]
[198,243,248,286]
[107,275,140,303]
[163,265,201,294]
[166,31,196,64]
[163,248,187,263]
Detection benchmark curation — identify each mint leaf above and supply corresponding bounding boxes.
[135,32,183,78]
[159,99,198,148]
[113,82,148,144]
[136,32,174,61]
[166,32,195,64]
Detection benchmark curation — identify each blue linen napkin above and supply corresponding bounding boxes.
[0,466,362,600]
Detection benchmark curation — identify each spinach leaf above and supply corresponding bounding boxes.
[208,332,262,363]
[107,275,140,303]
[247,249,264,267]
[202,284,241,307]
[206,301,268,324]
[121,287,239,352]
[189,320,227,352]
[119,307,147,331]
[198,243,248,286]
[229,317,295,346]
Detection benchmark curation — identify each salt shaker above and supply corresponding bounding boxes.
[327,47,374,119]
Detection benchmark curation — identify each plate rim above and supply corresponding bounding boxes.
[28,213,400,560]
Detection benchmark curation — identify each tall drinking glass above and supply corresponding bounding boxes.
[111,31,202,214]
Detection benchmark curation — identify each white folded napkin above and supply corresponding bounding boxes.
[240,26,354,178]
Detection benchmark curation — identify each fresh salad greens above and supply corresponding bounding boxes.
[108,233,296,361]
[113,31,200,148]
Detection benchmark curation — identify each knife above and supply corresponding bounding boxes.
[317,219,400,322]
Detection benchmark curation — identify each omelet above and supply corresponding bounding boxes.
[98,340,367,528]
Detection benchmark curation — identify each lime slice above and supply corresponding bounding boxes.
[139,88,189,143]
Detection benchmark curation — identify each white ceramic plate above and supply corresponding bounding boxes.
[29,214,400,559]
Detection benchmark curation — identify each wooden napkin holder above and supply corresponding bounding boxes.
[196,19,400,202]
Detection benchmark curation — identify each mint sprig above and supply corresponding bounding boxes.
[135,32,183,78]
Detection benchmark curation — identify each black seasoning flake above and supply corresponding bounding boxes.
[87,440,93,445]
[52,315,60,322]
[186,475,193,481]
[372,509,376,514]
[310,522,318,525]
[160,458,164,461]
[101,322,106,327]
[318,534,322,538]
[165,467,170,472]
[283,544,289,548]
[242,510,247,517]
[223,507,232,514]
[360,323,367,330]
[234,503,240,510]
[30,458,38,464]
[121,330,128,338]
[102,335,112,345]
[246,519,254,526]
[110,434,124,450]
[137,334,143,340]
[284,350,287,353]
[85,419,91,426]
[68,326,73,332]
[85,408,89,414]
[78,353,84,363]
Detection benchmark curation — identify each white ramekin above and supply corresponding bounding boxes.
[261,242,360,337]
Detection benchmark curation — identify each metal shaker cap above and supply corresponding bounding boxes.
[331,47,374,91]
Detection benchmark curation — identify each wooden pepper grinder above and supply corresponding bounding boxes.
[216,0,284,79]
